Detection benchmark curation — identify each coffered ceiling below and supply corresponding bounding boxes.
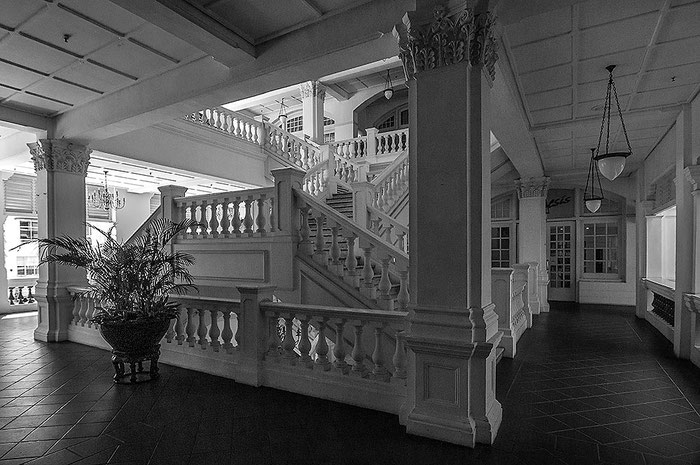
[501,0,700,177]
[0,0,208,117]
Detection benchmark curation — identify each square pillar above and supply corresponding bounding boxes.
[300,81,325,144]
[158,185,188,223]
[394,2,501,447]
[28,139,90,342]
[516,177,550,313]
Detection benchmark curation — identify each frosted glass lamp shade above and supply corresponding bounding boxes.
[595,152,629,181]
[384,88,393,100]
[585,198,602,213]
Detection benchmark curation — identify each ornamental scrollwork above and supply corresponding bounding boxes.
[299,81,326,100]
[515,177,550,199]
[393,5,498,82]
[28,139,91,175]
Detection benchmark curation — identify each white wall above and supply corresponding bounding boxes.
[114,192,154,243]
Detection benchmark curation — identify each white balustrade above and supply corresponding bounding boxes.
[174,188,277,239]
[330,136,367,161]
[681,293,700,369]
[184,107,260,145]
[294,188,410,311]
[491,268,528,358]
[263,123,321,170]
[366,206,408,253]
[370,152,409,213]
[375,128,408,156]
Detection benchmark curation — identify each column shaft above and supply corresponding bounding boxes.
[300,81,325,144]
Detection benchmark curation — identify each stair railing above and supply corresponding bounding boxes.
[294,188,409,311]
[366,206,409,254]
[184,107,262,146]
[370,150,408,214]
[303,147,365,199]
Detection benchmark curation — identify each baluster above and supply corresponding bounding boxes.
[221,198,230,236]
[27,286,34,303]
[361,246,376,299]
[376,188,385,211]
[333,320,349,373]
[383,223,394,246]
[231,198,242,236]
[393,331,407,380]
[166,317,176,343]
[381,186,390,212]
[300,146,309,170]
[204,204,213,236]
[243,197,254,235]
[396,231,406,252]
[175,306,185,345]
[351,322,367,377]
[298,318,313,368]
[329,224,342,276]
[269,198,276,232]
[17,287,25,304]
[377,256,394,311]
[314,318,331,371]
[213,203,222,237]
[233,118,241,137]
[232,313,241,349]
[79,295,88,326]
[397,270,410,311]
[208,309,220,352]
[313,212,326,264]
[185,307,197,347]
[87,298,98,327]
[344,233,359,288]
[221,309,234,353]
[197,309,208,349]
[256,196,267,235]
[266,312,281,359]
[372,324,390,381]
[72,294,81,324]
[255,124,261,144]
[282,315,297,364]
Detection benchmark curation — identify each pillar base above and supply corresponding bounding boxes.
[538,273,550,312]
[34,290,76,343]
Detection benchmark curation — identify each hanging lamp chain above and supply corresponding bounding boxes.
[610,74,633,154]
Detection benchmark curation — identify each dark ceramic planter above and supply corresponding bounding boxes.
[99,317,171,383]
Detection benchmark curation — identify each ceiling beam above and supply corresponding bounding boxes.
[110,0,256,65]
[299,0,324,18]
[324,84,353,101]
[0,105,49,133]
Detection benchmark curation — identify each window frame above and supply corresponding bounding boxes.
[579,216,625,281]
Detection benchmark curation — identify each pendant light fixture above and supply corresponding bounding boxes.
[584,148,604,213]
[88,170,125,211]
[384,70,393,100]
[278,98,288,129]
[593,65,632,181]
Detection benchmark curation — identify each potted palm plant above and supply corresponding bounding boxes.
[35,218,198,383]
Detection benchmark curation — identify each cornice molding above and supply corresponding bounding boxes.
[515,177,550,199]
[28,139,90,176]
[393,5,499,82]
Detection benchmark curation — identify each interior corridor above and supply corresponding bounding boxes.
[0,305,698,465]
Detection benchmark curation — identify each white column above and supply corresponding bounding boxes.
[515,177,550,313]
[683,165,700,360]
[674,105,693,359]
[300,81,325,144]
[158,185,188,222]
[395,1,501,447]
[0,172,11,313]
[28,139,90,342]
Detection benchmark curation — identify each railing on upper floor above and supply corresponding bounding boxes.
[8,278,37,306]
[302,148,363,198]
[173,187,277,238]
[641,278,675,343]
[294,188,409,312]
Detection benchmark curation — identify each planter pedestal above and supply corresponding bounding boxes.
[111,344,161,384]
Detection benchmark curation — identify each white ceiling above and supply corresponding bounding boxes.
[0,0,208,116]
[502,0,700,177]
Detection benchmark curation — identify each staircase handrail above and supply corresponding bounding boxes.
[260,301,407,324]
[173,187,274,205]
[366,205,409,253]
[184,106,263,146]
[263,122,322,170]
[125,208,162,245]
[294,187,408,272]
[303,149,364,198]
[329,135,369,161]
[371,149,408,188]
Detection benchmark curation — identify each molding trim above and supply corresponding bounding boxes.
[28,139,91,175]
[515,177,550,199]
[393,5,498,82]
[684,165,700,191]
[299,81,326,100]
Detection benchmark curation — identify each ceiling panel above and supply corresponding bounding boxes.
[60,0,145,35]
[577,49,646,83]
[520,64,572,95]
[54,61,135,93]
[526,87,572,111]
[578,0,662,28]
[578,13,658,59]
[0,0,44,28]
[637,61,700,92]
[543,157,574,171]
[0,87,15,100]
[21,7,115,56]
[89,41,173,79]
[647,36,700,69]
[629,84,696,109]
[511,35,572,73]
[575,95,631,119]
[530,106,572,125]
[577,74,636,103]
[0,61,44,90]
[24,79,100,106]
[129,24,202,62]
[0,35,75,74]
[505,7,571,47]
[656,2,700,43]
[3,93,71,115]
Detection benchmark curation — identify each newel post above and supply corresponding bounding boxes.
[237,285,276,386]
[351,181,373,229]
[365,127,378,159]
[158,185,188,223]
[272,167,305,233]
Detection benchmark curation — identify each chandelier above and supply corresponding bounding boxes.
[584,148,604,213]
[278,98,288,128]
[384,70,393,100]
[88,170,125,211]
[593,65,632,181]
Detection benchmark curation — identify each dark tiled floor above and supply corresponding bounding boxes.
[0,304,699,465]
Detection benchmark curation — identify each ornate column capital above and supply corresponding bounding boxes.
[28,139,91,176]
[515,177,550,199]
[683,165,700,191]
[640,200,656,216]
[299,81,325,100]
[392,4,499,83]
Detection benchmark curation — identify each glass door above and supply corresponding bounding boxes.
[548,221,576,301]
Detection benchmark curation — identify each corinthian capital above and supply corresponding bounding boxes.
[393,4,499,83]
[299,81,326,100]
[515,177,550,199]
[28,139,91,176]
